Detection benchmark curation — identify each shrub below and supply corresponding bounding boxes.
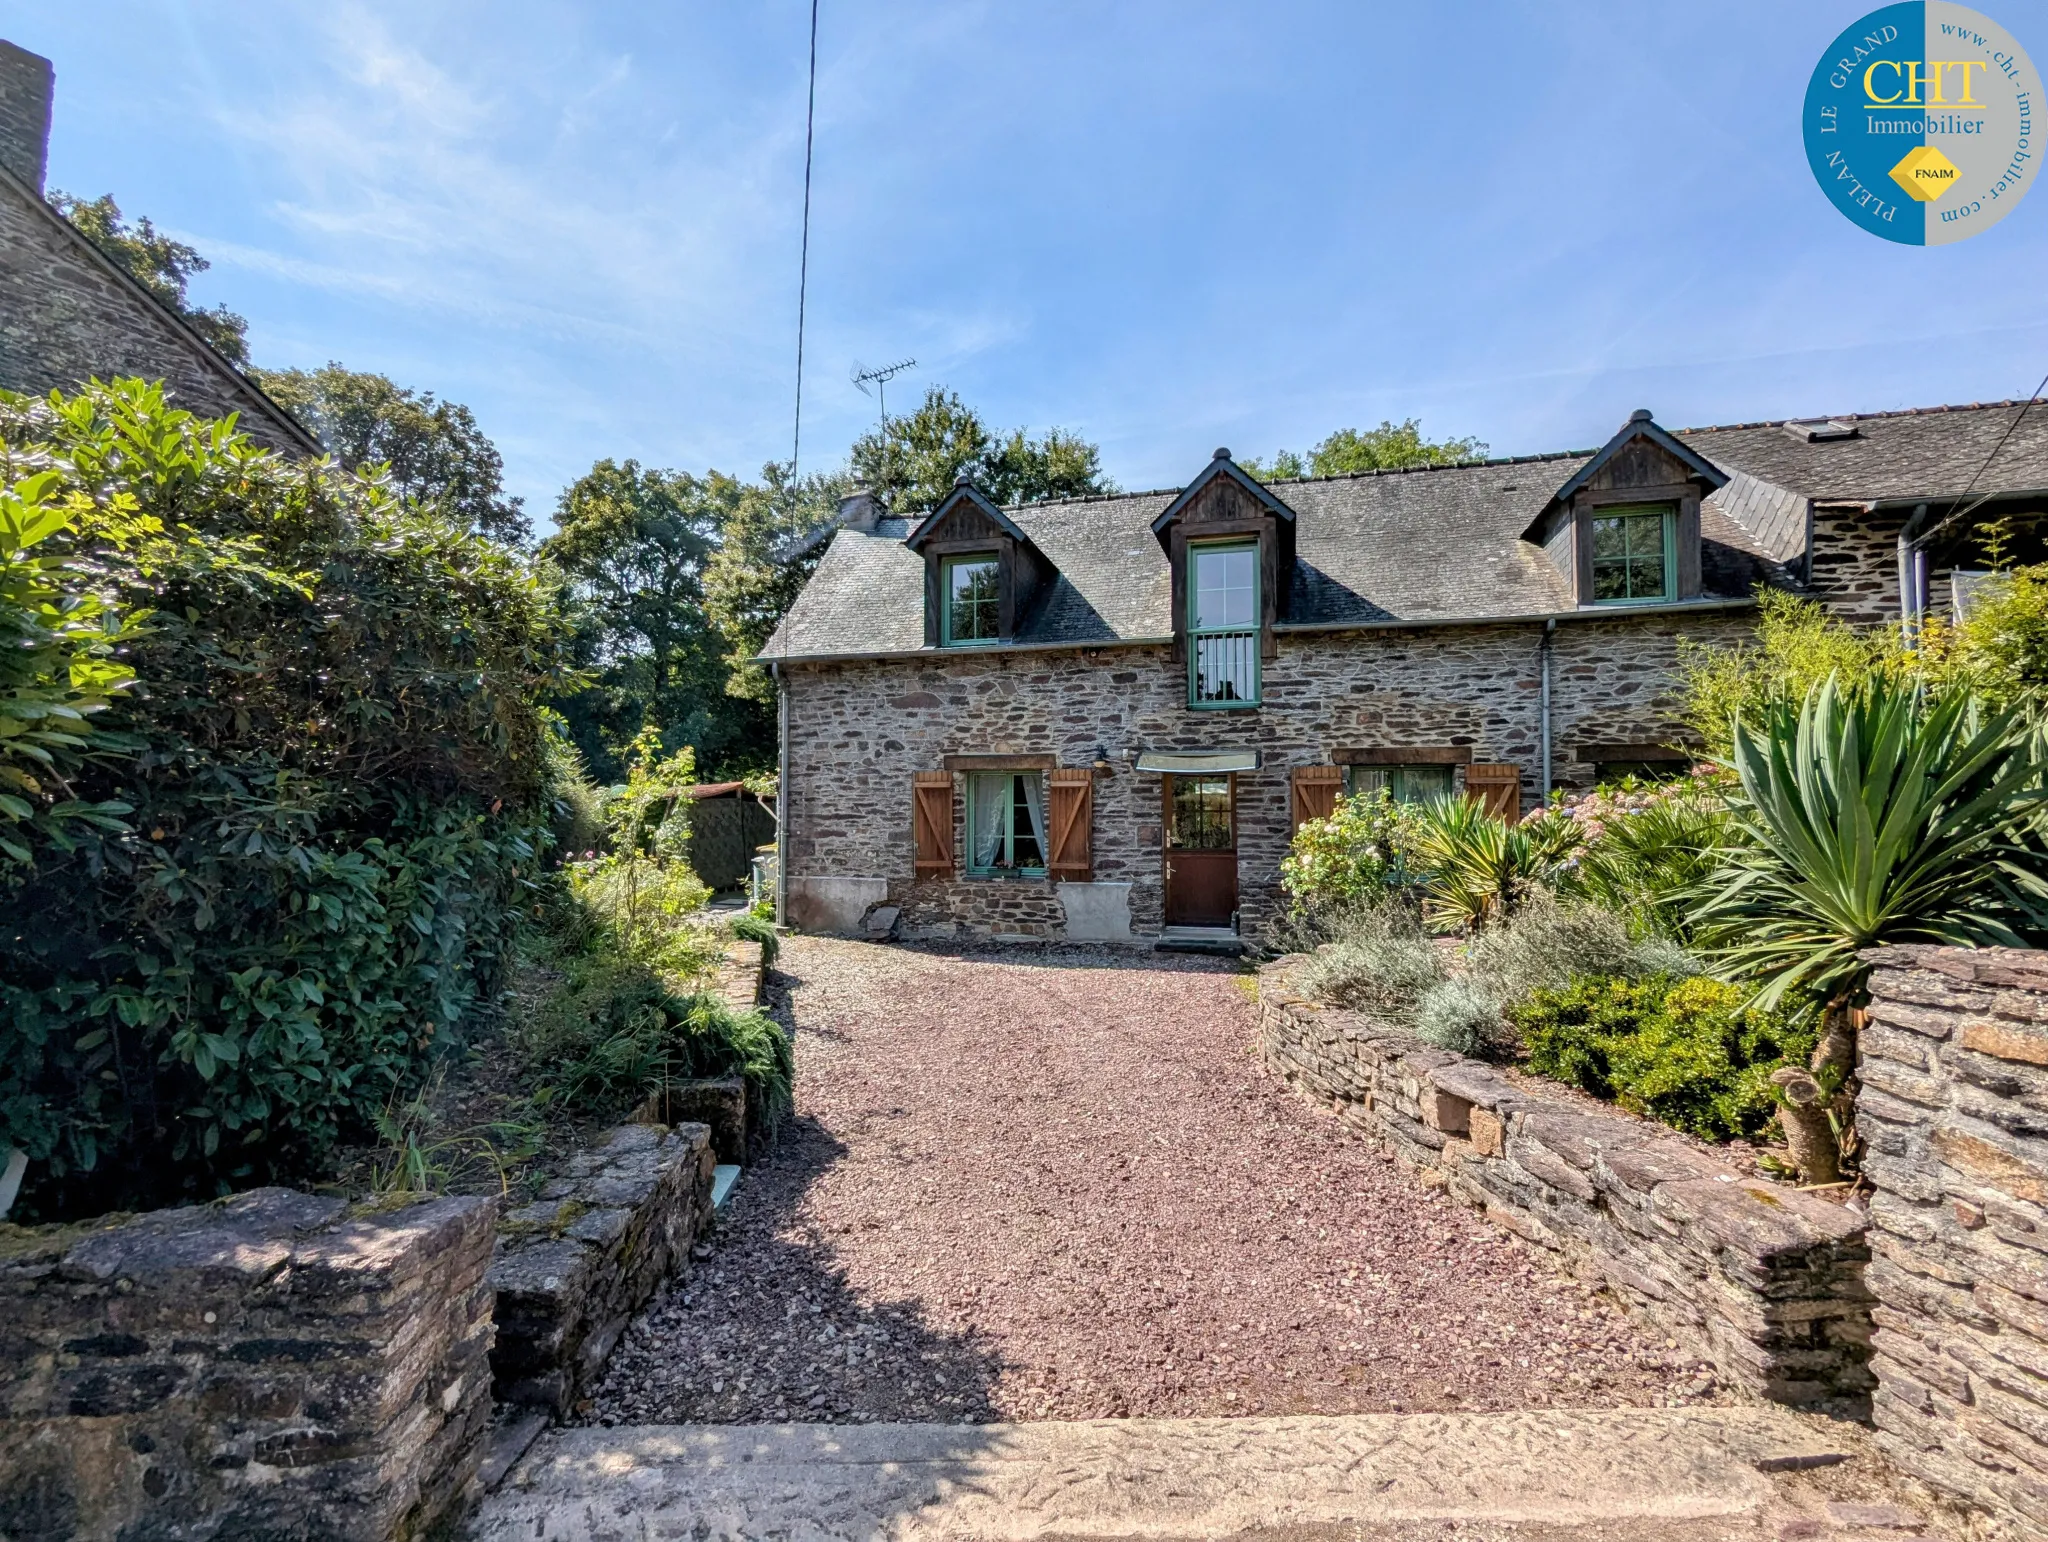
[731,908,780,969]
[1676,588,1912,760]
[1,469,143,863]
[1463,892,1695,1006]
[1543,776,1732,942]
[1280,789,1419,920]
[1517,974,1816,1142]
[1294,902,1446,1017]
[513,954,791,1126]
[1405,795,1581,932]
[1413,976,1503,1056]
[0,380,575,1218]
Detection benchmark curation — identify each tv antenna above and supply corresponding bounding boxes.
[850,357,916,428]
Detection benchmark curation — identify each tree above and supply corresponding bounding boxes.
[50,192,251,366]
[253,364,530,544]
[701,461,848,705]
[848,386,1111,514]
[1241,420,1487,481]
[542,459,763,779]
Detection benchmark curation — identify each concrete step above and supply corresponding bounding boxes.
[467,1406,1883,1541]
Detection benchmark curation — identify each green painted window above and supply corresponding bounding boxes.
[1188,542,1260,708]
[1589,504,1676,604]
[942,555,1000,644]
[1345,764,1455,804]
[966,772,1047,876]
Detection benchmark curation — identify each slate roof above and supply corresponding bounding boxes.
[762,401,2048,662]
[1675,401,2048,505]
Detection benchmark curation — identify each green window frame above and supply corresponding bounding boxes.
[1588,503,1676,604]
[941,555,1000,644]
[1187,541,1260,709]
[1345,764,1455,805]
[964,772,1047,877]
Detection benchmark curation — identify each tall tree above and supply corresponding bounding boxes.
[253,364,530,545]
[543,459,764,780]
[702,461,849,705]
[848,386,1111,514]
[1240,419,1487,481]
[51,192,251,365]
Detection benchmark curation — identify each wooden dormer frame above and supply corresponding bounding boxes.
[905,479,1056,647]
[1153,450,1297,662]
[1521,411,1728,607]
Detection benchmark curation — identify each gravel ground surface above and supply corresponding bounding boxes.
[589,938,1713,1427]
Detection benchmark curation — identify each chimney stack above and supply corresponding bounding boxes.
[0,40,53,196]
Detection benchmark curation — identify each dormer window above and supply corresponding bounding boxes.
[1520,411,1726,610]
[1590,503,1676,603]
[1189,541,1261,707]
[942,555,1000,644]
[907,477,1057,649]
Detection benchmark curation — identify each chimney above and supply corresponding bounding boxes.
[0,40,52,195]
[835,489,882,533]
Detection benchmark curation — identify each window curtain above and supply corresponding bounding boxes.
[1017,774,1047,866]
[970,774,1006,870]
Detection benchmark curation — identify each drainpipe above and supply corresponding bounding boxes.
[1896,501,1934,642]
[1539,618,1556,803]
[774,661,788,927]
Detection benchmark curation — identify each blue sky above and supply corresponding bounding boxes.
[11,2,2048,521]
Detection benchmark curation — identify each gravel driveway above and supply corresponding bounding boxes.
[590,938,1707,1426]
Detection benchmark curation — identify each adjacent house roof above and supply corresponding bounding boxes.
[761,401,2048,663]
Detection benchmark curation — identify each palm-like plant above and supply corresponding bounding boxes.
[1407,795,1581,933]
[1694,674,2048,1179]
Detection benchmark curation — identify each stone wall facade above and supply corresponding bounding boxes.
[488,1122,715,1416]
[784,609,1755,943]
[0,1187,497,1542]
[1259,958,1875,1412]
[1857,945,2048,1535]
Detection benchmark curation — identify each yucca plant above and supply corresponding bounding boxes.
[1694,673,2048,1179]
[1407,795,1581,933]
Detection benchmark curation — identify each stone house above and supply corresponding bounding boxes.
[761,402,2048,947]
[0,38,314,452]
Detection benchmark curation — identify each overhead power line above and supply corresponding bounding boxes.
[791,0,819,477]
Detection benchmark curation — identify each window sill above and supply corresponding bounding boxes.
[1186,700,1261,712]
[964,870,1049,882]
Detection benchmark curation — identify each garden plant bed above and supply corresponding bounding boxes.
[589,936,1713,1427]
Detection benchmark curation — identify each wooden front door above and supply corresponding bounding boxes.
[1164,773,1237,928]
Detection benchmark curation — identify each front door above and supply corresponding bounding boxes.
[1164,773,1237,928]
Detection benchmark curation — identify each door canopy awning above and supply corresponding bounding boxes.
[1134,749,1261,773]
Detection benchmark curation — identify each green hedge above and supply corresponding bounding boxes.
[0,380,575,1218]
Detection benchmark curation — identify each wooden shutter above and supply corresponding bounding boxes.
[1466,763,1522,822]
[913,771,954,876]
[1290,764,1344,831]
[1047,769,1093,881]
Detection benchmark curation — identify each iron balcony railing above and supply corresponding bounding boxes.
[1191,629,1259,706]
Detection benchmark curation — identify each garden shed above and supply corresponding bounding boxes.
[684,782,778,891]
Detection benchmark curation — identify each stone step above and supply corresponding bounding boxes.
[468,1406,1875,1541]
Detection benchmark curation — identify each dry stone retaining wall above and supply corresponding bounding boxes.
[0,1187,496,1542]
[1857,945,2048,1535]
[1258,957,1874,1412]
[488,1121,716,1416]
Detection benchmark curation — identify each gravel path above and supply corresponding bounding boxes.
[590,939,1710,1426]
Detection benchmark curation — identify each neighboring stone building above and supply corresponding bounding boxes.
[0,38,315,453]
[761,403,2048,946]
